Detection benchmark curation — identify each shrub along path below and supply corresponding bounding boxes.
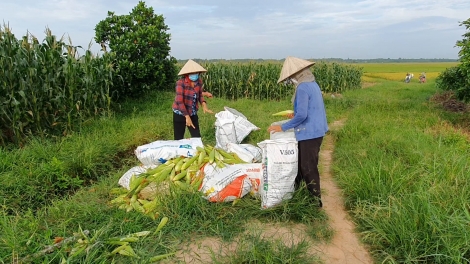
[317,118,373,264]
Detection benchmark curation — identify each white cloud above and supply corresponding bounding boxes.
[1,0,469,59]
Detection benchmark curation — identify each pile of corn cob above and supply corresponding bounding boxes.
[110,145,246,218]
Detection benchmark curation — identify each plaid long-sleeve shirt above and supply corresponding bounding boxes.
[172,77,206,116]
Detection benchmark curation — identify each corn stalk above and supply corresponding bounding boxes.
[0,25,115,146]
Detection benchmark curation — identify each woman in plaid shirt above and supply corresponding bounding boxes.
[172,59,213,140]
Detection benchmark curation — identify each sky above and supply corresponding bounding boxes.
[1,0,470,60]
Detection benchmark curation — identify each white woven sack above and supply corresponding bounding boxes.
[257,139,298,209]
[135,138,203,166]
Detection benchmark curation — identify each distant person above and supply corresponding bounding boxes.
[172,59,213,140]
[267,56,329,208]
[404,72,412,83]
[419,72,426,83]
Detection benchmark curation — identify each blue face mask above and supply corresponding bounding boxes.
[189,73,199,81]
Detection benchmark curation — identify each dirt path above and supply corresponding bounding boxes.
[317,118,373,264]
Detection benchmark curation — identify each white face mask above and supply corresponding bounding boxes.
[284,78,298,85]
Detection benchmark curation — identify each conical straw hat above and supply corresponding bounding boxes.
[277,56,315,83]
[178,59,207,75]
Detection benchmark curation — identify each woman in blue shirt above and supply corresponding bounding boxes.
[268,56,329,207]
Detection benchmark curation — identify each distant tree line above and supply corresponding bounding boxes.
[177,58,458,64]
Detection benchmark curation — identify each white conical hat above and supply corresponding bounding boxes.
[178,59,207,75]
[277,56,315,83]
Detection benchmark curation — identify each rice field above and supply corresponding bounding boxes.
[359,62,459,82]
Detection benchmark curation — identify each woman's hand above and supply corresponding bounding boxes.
[202,91,213,98]
[267,125,282,133]
[185,115,195,129]
[286,113,294,119]
[202,102,213,114]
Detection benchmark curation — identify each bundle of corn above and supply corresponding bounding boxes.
[110,145,246,218]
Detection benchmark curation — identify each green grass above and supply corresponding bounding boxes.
[1,63,469,263]
[332,77,470,263]
[212,232,322,264]
[0,87,334,263]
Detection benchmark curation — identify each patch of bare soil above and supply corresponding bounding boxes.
[361,82,376,89]
[167,221,315,263]
[324,92,344,99]
[169,118,374,264]
[430,91,469,113]
[168,236,234,263]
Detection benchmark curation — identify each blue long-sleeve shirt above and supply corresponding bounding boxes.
[281,81,328,141]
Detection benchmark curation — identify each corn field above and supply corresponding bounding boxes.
[0,26,116,146]
[195,61,362,100]
[1,22,363,146]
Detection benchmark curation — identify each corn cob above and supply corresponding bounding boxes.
[174,158,186,172]
[131,194,138,203]
[110,194,127,204]
[131,200,145,213]
[214,149,224,161]
[190,176,204,191]
[185,172,191,184]
[216,148,235,160]
[173,170,187,181]
[209,148,216,164]
[204,145,213,155]
[181,155,198,171]
[148,212,160,220]
[154,216,169,235]
[149,165,173,182]
[110,187,128,195]
[169,168,176,181]
[174,180,191,191]
[116,245,138,257]
[149,252,175,262]
[221,158,238,164]
[128,175,143,192]
[196,146,206,154]
[272,110,294,116]
[215,159,226,168]
[107,240,130,246]
[143,198,159,213]
[166,156,183,165]
[110,244,128,255]
[145,165,166,175]
[198,150,206,166]
[150,163,175,177]
[205,144,214,151]
[137,199,149,205]
[108,236,139,243]
[232,153,246,163]
[129,231,151,237]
